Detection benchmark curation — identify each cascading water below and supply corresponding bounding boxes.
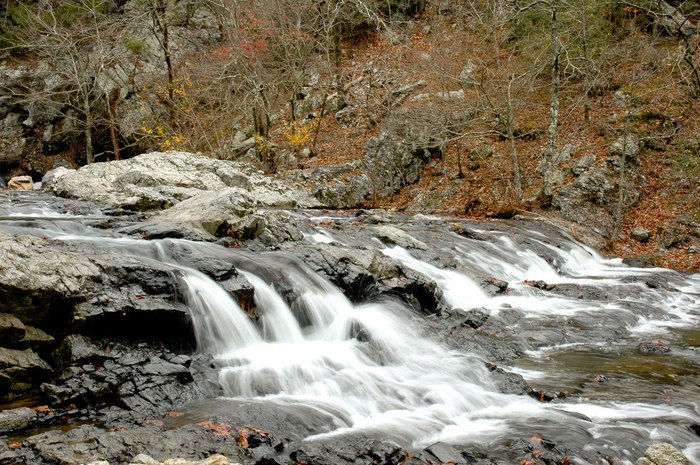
[2,193,699,464]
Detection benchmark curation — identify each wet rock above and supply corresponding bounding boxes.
[461,308,489,329]
[0,231,101,323]
[426,443,466,464]
[690,424,700,436]
[634,442,690,465]
[486,364,531,395]
[372,225,428,250]
[7,175,33,190]
[23,421,245,465]
[451,226,487,241]
[523,280,556,291]
[42,151,318,212]
[0,407,39,434]
[42,343,207,410]
[638,341,671,354]
[481,277,508,295]
[292,243,442,312]
[52,334,114,369]
[0,313,25,343]
[0,347,52,392]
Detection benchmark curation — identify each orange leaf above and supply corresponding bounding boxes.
[167,411,184,417]
[197,421,232,438]
[237,428,249,448]
[32,405,52,414]
[8,441,22,450]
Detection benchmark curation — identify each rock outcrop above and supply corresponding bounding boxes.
[42,151,319,212]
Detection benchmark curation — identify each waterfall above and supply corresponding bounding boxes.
[2,194,699,464]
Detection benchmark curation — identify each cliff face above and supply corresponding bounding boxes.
[1,0,699,268]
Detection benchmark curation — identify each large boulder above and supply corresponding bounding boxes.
[42,151,319,212]
[139,188,304,244]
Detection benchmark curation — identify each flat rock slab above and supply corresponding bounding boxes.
[0,407,38,434]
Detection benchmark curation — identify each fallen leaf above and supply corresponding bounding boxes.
[8,441,22,450]
[32,405,53,414]
[197,421,232,438]
[167,411,184,417]
[237,428,249,448]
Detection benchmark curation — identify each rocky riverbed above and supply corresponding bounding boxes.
[1,152,698,465]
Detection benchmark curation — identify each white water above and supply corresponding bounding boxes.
[195,267,560,447]
[178,249,699,462]
[3,196,699,464]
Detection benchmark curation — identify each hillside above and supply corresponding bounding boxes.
[1,0,699,269]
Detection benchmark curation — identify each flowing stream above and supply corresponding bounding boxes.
[1,193,699,464]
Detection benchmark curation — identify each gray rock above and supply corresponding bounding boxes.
[363,131,434,200]
[632,228,651,243]
[0,407,39,435]
[52,334,114,369]
[140,189,304,243]
[291,243,442,313]
[371,225,428,250]
[650,1,696,37]
[573,154,596,176]
[12,325,55,350]
[609,135,640,164]
[553,166,640,238]
[611,90,630,108]
[635,442,690,465]
[42,151,318,212]
[335,106,357,126]
[0,312,25,343]
[0,347,52,391]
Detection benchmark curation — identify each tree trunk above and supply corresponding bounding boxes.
[107,89,120,160]
[542,1,560,203]
[82,88,94,164]
[507,74,523,202]
[608,110,631,250]
[151,0,175,124]
[331,0,345,109]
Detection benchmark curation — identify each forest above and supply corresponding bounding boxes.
[1,0,699,268]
